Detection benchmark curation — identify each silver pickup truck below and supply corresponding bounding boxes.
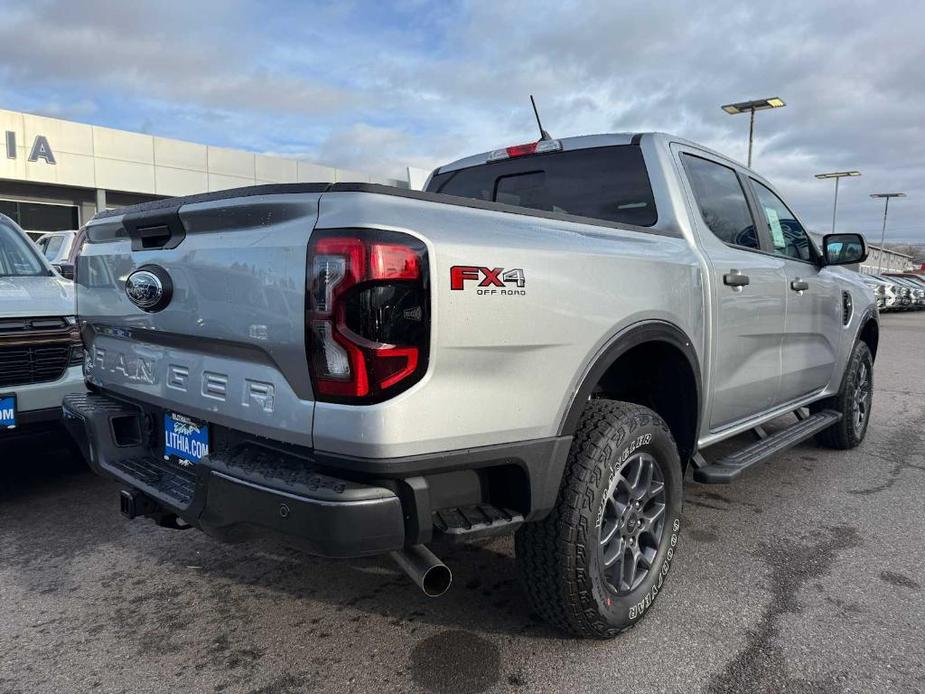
[64,132,877,638]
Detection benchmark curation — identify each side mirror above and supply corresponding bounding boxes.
[822,233,867,266]
[53,262,75,280]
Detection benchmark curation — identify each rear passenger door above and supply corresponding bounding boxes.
[677,151,788,431]
[747,179,840,404]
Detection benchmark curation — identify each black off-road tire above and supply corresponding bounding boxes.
[811,341,873,449]
[515,400,683,639]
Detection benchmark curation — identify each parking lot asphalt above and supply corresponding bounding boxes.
[2,313,924,694]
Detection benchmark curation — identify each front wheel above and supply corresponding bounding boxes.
[515,400,683,638]
[811,340,873,449]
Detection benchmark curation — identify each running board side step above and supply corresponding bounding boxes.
[693,409,842,484]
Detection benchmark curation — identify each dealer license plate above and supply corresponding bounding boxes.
[0,394,16,429]
[163,412,209,466]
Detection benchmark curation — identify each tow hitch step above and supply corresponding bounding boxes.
[693,409,842,484]
[120,488,159,519]
[433,504,524,541]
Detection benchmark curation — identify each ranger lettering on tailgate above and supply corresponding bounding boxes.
[90,344,275,412]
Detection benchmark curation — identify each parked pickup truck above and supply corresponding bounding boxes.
[0,214,85,435]
[64,132,878,638]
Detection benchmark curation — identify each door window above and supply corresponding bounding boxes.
[751,181,812,261]
[681,154,759,249]
[40,235,65,259]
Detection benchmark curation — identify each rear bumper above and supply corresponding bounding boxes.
[63,390,570,559]
[63,392,403,558]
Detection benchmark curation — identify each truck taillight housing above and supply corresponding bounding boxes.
[307,229,429,403]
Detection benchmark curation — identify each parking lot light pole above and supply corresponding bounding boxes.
[721,97,786,168]
[815,171,861,233]
[871,193,907,273]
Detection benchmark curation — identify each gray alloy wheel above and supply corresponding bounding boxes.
[598,452,667,594]
[850,360,872,436]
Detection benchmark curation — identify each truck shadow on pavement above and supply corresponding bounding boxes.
[1,445,567,693]
[0,427,87,499]
[0,441,563,642]
[146,533,564,640]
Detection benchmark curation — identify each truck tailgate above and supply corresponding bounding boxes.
[78,188,325,447]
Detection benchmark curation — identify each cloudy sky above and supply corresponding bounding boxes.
[1,0,923,241]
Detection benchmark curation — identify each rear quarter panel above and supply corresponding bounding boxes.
[312,191,704,457]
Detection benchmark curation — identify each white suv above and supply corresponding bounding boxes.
[0,215,85,433]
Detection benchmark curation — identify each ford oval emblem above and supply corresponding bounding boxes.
[125,266,173,312]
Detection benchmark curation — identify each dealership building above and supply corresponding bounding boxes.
[860,244,915,275]
[0,107,422,238]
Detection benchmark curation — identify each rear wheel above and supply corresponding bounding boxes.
[515,400,683,638]
[812,340,873,449]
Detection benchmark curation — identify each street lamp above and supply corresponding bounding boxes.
[870,193,907,273]
[721,97,786,168]
[815,171,861,233]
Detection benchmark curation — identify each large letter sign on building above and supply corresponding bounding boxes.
[4,131,56,164]
[27,135,56,164]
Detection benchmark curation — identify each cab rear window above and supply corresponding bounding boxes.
[426,145,658,227]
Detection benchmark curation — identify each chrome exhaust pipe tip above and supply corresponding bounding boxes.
[390,544,452,597]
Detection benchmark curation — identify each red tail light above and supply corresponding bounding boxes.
[307,229,429,403]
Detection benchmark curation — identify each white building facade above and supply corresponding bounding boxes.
[860,245,914,275]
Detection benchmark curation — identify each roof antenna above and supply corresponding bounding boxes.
[530,95,552,141]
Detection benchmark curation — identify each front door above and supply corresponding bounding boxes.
[747,178,840,403]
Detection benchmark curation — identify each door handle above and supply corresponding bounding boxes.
[790,279,809,292]
[723,270,750,287]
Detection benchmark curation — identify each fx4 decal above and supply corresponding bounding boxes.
[450,266,526,295]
